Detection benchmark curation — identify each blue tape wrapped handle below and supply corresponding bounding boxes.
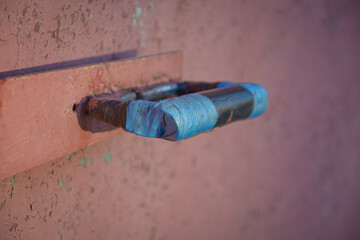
[126,94,219,141]
[125,82,268,141]
[85,81,268,141]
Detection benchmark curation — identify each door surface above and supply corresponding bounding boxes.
[0,0,360,239]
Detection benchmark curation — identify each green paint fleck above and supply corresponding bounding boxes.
[106,149,112,162]
[59,180,65,189]
[86,145,91,150]
[9,176,15,186]
[67,153,73,160]
[101,149,112,163]
[149,2,155,11]
[79,159,85,165]
[67,187,72,192]
[152,72,166,81]
[136,7,142,16]
[87,158,93,165]
[105,87,114,93]
[104,63,112,80]
[89,13,93,19]
[0,181,4,185]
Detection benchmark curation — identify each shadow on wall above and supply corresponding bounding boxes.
[0,49,137,79]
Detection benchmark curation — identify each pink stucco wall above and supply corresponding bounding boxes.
[1,0,360,239]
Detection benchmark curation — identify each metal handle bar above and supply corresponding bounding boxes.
[85,81,268,141]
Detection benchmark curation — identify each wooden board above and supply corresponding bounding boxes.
[0,51,183,179]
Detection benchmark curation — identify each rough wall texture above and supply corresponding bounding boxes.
[1,0,360,239]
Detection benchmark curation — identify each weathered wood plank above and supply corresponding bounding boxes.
[0,52,183,179]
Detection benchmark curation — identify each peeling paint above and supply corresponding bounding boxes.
[83,64,100,69]
[104,63,111,81]
[0,200,5,211]
[9,176,15,186]
[101,149,112,163]
[59,180,65,189]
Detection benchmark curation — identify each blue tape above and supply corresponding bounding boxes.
[217,82,268,118]
[125,94,218,141]
[216,81,236,88]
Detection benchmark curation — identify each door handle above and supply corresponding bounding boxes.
[84,81,268,141]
